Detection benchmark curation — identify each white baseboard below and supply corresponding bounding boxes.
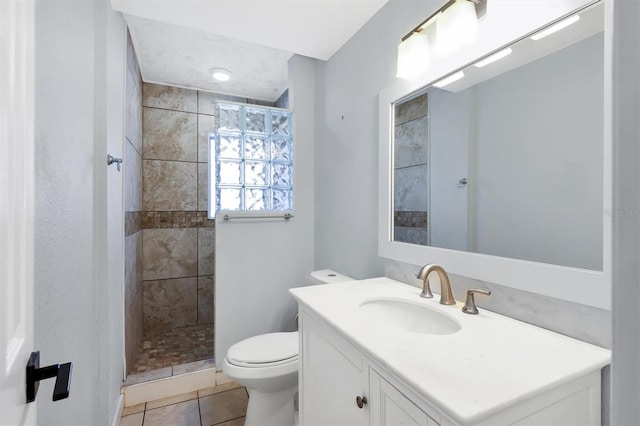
[122,367,216,407]
[111,394,125,426]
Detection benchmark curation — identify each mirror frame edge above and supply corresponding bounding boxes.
[378,0,612,310]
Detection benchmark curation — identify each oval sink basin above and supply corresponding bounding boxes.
[359,298,461,335]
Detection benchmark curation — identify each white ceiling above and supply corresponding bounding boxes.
[112,0,390,101]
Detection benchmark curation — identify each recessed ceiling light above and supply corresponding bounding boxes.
[530,15,580,41]
[212,68,232,82]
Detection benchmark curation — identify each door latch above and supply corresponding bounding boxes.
[26,351,72,403]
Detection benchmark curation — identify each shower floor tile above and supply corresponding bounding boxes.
[131,324,214,375]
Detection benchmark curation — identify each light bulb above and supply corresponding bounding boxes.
[436,0,478,56]
[396,32,431,79]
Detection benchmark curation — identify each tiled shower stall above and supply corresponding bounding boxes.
[394,93,429,246]
[124,32,288,377]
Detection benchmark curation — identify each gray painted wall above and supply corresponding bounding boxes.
[34,0,124,423]
[314,0,435,279]
[472,34,603,271]
[611,0,640,423]
[214,55,316,361]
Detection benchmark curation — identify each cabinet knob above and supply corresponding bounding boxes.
[356,395,368,409]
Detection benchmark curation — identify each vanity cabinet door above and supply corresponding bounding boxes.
[370,370,440,426]
[300,312,369,426]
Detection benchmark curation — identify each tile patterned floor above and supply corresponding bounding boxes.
[120,383,248,426]
[131,324,214,374]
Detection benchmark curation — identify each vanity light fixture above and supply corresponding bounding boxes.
[473,47,512,68]
[396,32,431,78]
[433,70,465,88]
[396,0,487,78]
[212,68,232,82]
[435,0,479,56]
[530,15,580,41]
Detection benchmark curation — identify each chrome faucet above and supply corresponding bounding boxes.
[416,264,456,305]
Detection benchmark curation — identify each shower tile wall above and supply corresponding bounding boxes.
[140,83,278,338]
[124,30,144,374]
[142,83,216,336]
[394,93,429,245]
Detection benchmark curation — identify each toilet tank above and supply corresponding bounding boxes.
[308,269,354,285]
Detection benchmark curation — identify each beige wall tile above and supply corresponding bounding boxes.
[143,277,197,332]
[125,69,143,154]
[125,232,142,307]
[126,30,141,96]
[143,83,197,113]
[197,91,246,116]
[198,228,215,276]
[143,108,197,162]
[198,114,216,163]
[143,160,197,211]
[142,228,197,280]
[197,163,209,211]
[199,388,248,426]
[143,399,200,425]
[197,276,214,325]
[125,140,142,213]
[394,165,429,212]
[394,116,428,169]
[125,287,143,376]
[395,92,428,126]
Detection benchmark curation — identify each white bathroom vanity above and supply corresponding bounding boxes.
[290,278,611,425]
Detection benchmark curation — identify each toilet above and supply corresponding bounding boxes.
[222,270,354,426]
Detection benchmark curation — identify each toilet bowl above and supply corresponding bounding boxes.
[222,270,354,426]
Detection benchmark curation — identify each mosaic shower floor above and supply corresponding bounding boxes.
[131,324,214,375]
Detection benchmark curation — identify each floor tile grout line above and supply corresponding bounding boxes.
[211,415,245,426]
[197,395,203,426]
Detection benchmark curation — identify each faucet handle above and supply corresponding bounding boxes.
[462,289,491,315]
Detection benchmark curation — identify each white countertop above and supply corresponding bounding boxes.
[289,277,611,425]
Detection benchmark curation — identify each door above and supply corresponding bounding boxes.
[300,312,369,425]
[0,0,36,424]
[370,371,439,426]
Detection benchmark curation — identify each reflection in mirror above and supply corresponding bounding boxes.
[392,2,603,271]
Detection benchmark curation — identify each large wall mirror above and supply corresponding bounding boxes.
[379,0,611,309]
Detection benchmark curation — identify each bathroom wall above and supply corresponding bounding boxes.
[215,55,316,362]
[611,1,640,421]
[140,83,278,336]
[141,83,218,335]
[124,30,144,374]
[470,34,603,271]
[34,0,125,423]
[314,0,431,280]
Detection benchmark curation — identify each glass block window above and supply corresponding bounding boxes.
[210,103,293,215]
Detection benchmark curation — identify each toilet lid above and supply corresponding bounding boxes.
[227,332,299,365]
